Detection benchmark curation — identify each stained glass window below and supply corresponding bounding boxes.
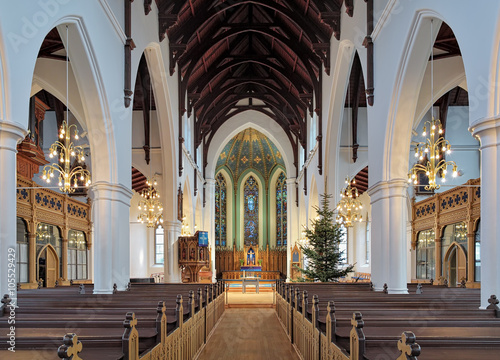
[244,175,259,246]
[215,172,227,247]
[276,172,287,247]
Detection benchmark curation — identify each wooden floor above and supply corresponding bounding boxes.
[226,292,274,307]
[197,308,299,360]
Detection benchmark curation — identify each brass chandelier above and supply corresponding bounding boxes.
[137,178,164,228]
[42,120,91,192]
[407,19,458,191]
[455,221,467,241]
[407,117,457,190]
[42,25,91,193]
[336,176,363,227]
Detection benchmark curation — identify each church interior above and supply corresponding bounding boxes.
[1,0,500,359]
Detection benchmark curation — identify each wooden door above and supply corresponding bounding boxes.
[448,249,457,287]
[45,248,57,288]
[456,246,467,285]
[445,244,467,287]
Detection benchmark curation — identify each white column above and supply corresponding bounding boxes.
[286,178,297,281]
[368,179,409,294]
[205,179,216,282]
[163,220,181,283]
[90,183,133,293]
[0,122,26,298]
[471,118,500,308]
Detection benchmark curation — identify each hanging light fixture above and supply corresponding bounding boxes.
[137,177,164,228]
[42,25,91,193]
[336,176,363,227]
[36,224,51,241]
[336,68,363,228]
[408,19,458,190]
[455,221,467,241]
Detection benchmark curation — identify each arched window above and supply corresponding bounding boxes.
[68,230,88,280]
[416,229,435,280]
[276,172,287,247]
[215,172,227,247]
[16,217,29,283]
[155,225,164,264]
[244,175,259,246]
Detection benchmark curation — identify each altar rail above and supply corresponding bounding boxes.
[275,281,421,360]
[222,270,281,280]
[57,281,225,360]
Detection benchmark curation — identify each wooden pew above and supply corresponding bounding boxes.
[0,281,226,359]
[275,280,500,359]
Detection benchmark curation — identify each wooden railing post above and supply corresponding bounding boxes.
[198,287,205,346]
[326,301,336,343]
[349,313,365,360]
[396,331,421,360]
[156,301,166,345]
[176,295,183,330]
[122,312,139,360]
[302,290,308,356]
[312,294,320,360]
[189,290,195,320]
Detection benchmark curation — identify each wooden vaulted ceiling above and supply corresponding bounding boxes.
[158,0,344,175]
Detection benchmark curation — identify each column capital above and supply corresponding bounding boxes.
[163,220,182,232]
[0,121,27,150]
[367,178,408,203]
[286,177,297,186]
[205,178,216,186]
[89,182,133,207]
[469,116,500,140]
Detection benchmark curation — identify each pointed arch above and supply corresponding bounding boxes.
[143,44,177,221]
[215,168,234,248]
[215,171,228,247]
[269,165,287,248]
[324,41,356,200]
[275,171,288,247]
[206,111,294,179]
[237,170,265,249]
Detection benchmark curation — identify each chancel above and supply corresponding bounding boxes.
[1,1,500,359]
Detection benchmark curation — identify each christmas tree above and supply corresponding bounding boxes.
[296,193,354,282]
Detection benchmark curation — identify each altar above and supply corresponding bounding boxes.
[242,277,259,293]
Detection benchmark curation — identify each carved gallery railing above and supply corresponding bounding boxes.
[275,281,421,360]
[222,270,281,280]
[17,175,92,288]
[411,178,480,286]
[57,282,226,360]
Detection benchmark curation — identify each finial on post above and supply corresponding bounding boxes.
[396,331,421,360]
[57,333,83,360]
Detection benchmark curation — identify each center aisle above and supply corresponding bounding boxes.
[198,308,299,360]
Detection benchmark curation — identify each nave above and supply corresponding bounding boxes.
[197,308,299,360]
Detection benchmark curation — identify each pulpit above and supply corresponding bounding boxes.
[178,231,210,283]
